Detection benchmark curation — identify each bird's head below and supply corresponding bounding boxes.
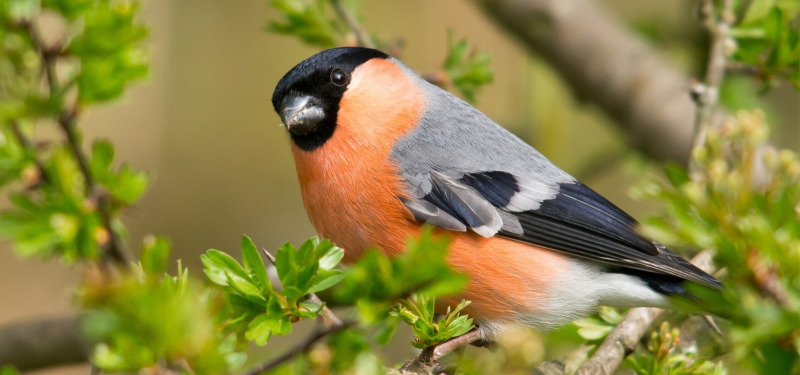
[272,47,425,152]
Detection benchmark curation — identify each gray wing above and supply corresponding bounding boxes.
[390,75,721,289]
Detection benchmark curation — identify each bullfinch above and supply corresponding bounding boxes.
[271,47,721,339]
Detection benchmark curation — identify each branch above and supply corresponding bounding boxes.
[331,0,375,48]
[471,0,702,163]
[240,322,352,375]
[22,21,132,265]
[0,315,89,371]
[398,329,483,374]
[691,0,734,148]
[574,250,717,375]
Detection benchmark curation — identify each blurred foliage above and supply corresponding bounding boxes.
[632,110,800,374]
[267,0,347,48]
[80,237,245,373]
[730,0,800,89]
[0,0,149,264]
[266,0,493,103]
[626,322,728,375]
[0,366,18,375]
[441,31,494,103]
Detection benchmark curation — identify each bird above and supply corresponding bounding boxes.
[271,47,722,340]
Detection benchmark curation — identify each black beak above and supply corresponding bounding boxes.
[279,95,325,136]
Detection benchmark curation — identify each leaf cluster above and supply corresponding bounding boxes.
[441,32,494,103]
[632,110,800,374]
[202,236,344,346]
[730,0,800,89]
[0,0,149,263]
[267,0,362,48]
[80,237,245,374]
[626,322,728,375]
[198,229,472,373]
[394,296,473,349]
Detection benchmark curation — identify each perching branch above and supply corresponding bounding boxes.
[471,0,701,163]
[574,251,717,375]
[21,21,132,265]
[398,328,483,374]
[0,315,88,371]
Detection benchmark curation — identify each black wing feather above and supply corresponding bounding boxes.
[500,182,721,289]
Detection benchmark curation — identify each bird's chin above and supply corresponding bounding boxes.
[286,122,318,136]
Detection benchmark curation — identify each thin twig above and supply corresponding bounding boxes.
[574,251,717,375]
[331,0,375,48]
[240,322,352,375]
[8,120,49,187]
[691,0,734,148]
[21,21,132,265]
[261,248,343,327]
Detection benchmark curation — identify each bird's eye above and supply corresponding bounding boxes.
[330,68,349,86]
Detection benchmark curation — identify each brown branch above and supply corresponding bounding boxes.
[21,21,132,265]
[0,315,89,371]
[399,328,483,374]
[240,322,352,375]
[471,0,703,163]
[574,251,717,375]
[331,0,375,48]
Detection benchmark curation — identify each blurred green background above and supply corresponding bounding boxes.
[0,1,796,374]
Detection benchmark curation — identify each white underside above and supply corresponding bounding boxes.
[477,259,669,340]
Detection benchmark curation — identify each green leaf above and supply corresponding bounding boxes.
[202,249,248,285]
[267,0,343,48]
[308,269,345,294]
[110,166,148,204]
[372,316,399,345]
[318,240,344,270]
[274,241,296,286]
[140,235,169,275]
[743,0,778,24]
[201,249,263,302]
[663,163,690,187]
[240,234,271,293]
[297,300,324,318]
[5,0,41,21]
[575,318,614,341]
[244,313,275,346]
[90,140,114,179]
[442,31,493,103]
